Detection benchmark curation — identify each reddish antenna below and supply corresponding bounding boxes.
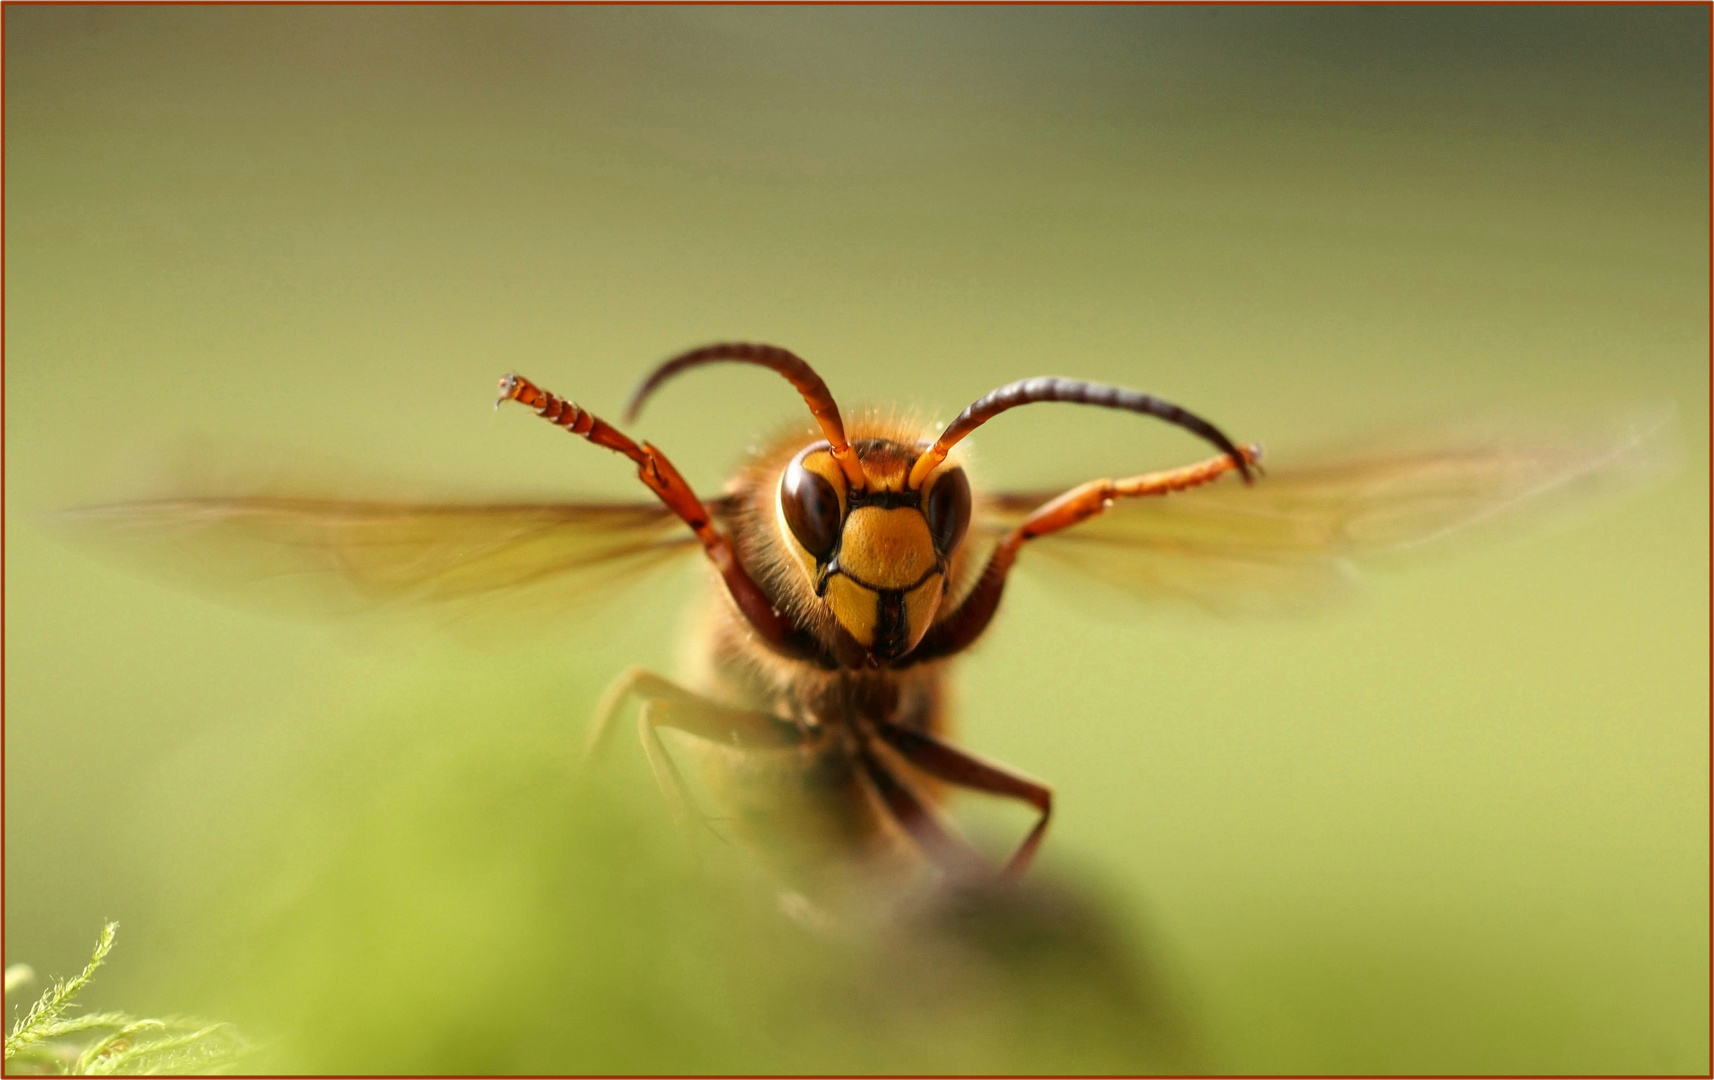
[625,343,867,489]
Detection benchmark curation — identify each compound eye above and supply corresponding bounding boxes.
[925,466,971,555]
[781,458,842,561]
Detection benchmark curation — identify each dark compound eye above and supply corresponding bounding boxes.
[780,458,842,561]
[925,466,971,556]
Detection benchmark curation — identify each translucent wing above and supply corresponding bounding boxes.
[982,422,1667,615]
[60,496,704,620]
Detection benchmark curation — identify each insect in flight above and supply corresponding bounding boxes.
[74,343,1652,896]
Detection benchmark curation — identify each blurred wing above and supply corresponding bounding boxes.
[60,496,702,619]
[983,424,1666,615]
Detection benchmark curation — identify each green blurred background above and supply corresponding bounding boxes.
[5,6,1708,1074]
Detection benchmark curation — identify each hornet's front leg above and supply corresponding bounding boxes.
[498,374,828,662]
[912,444,1263,663]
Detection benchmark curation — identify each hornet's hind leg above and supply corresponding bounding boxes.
[586,667,806,841]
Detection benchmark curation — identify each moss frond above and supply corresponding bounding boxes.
[4,926,248,1076]
[6,922,117,1059]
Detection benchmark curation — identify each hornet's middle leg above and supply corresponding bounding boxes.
[587,666,807,841]
[872,722,1053,879]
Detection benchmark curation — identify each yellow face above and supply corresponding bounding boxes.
[775,441,971,661]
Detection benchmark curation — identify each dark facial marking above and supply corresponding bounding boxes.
[871,590,909,661]
[846,489,922,511]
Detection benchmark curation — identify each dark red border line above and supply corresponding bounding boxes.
[0,6,1706,1080]
[0,1,1710,6]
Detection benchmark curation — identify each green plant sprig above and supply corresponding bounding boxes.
[5,924,248,1076]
